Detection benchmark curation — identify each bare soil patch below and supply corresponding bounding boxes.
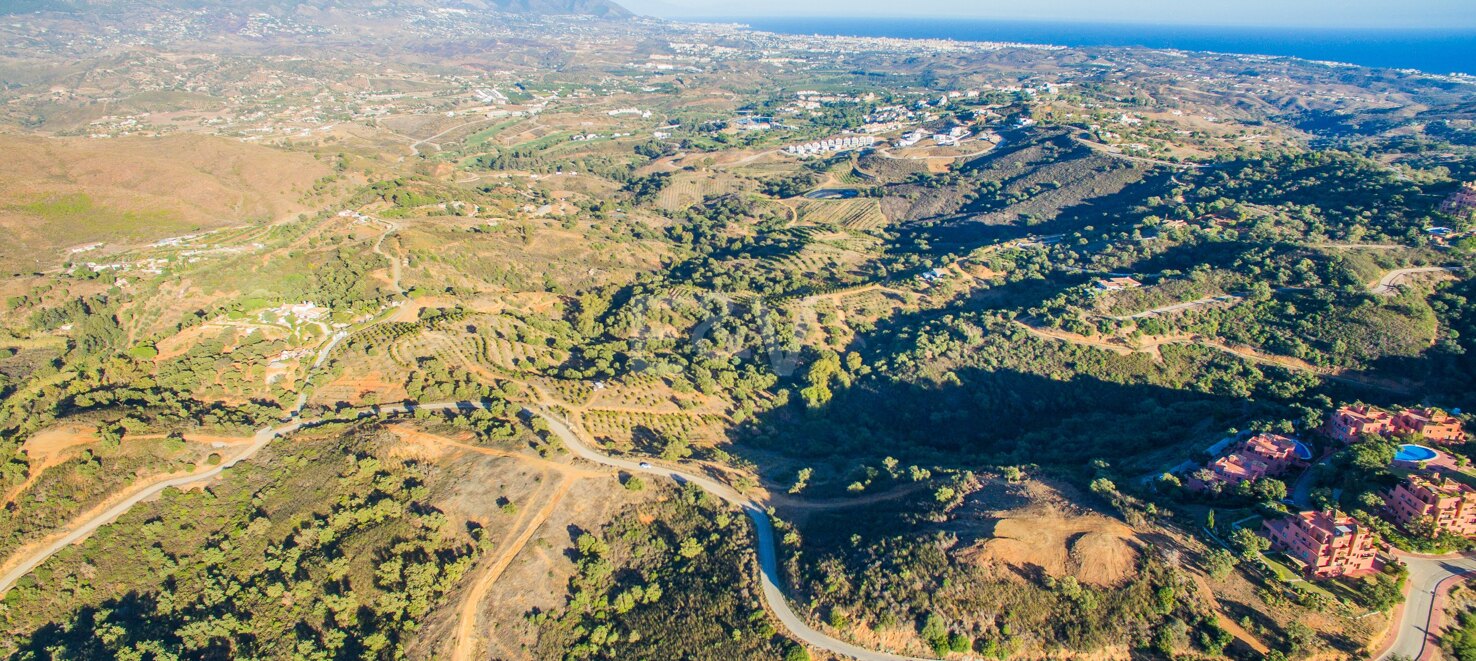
[951,480,1143,587]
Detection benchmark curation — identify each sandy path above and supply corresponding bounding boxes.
[3,426,98,506]
[1106,294,1241,321]
[452,475,574,661]
[1017,320,1413,393]
[1191,574,1271,654]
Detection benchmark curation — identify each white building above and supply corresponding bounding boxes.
[783,135,876,158]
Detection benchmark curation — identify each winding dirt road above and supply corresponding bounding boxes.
[452,475,574,661]
[1108,294,1241,320]
[0,398,934,661]
[370,217,405,295]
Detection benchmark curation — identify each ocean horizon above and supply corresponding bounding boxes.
[713,17,1476,76]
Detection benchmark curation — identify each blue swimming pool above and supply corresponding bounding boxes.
[1292,440,1313,461]
[1395,444,1439,463]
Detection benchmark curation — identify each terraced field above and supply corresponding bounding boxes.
[311,365,408,406]
[794,199,889,231]
[391,314,567,376]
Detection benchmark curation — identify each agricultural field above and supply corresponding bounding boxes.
[794,198,891,231]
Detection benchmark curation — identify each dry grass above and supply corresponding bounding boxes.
[0,134,330,271]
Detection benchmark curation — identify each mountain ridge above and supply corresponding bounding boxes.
[1,0,633,18]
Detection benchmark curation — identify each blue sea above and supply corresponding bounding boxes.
[727,17,1476,75]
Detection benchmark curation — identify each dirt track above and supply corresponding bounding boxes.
[452,475,575,661]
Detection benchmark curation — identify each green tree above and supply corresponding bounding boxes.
[1205,548,1237,580]
[1230,528,1270,561]
[920,613,949,654]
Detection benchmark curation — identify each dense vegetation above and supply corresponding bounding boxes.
[4,426,478,660]
[533,482,790,660]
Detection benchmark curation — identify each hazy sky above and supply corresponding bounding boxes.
[621,0,1476,29]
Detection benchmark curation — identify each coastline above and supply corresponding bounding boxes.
[685,16,1476,75]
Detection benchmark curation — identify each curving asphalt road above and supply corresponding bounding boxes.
[0,398,931,660]
[0,296,378,594]
[0,421,289,593]
[1380,551,1476,661]
[1370,266,1462,296]
[525,406,932,661]
[36,392,1476,661]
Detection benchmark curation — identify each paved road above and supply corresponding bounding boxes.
[1370,267,1462,296]
[527,406,931,661]
[1291,452,1334,510]
[289,329,348,413]
[0,399,930,660]
[0,420,290,593]
[408,118,497,156]
[1381,552,1476,660]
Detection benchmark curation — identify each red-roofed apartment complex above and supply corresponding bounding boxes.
[1394,408,1467,444]
[1263,511,1380,579]
[1187,433,1306,491]
[1326,405,1396,443]
[1188,453,1269,491]
[1385,473,1476,538]
[1325,405,1466,445]
[1442,182,1476,216]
